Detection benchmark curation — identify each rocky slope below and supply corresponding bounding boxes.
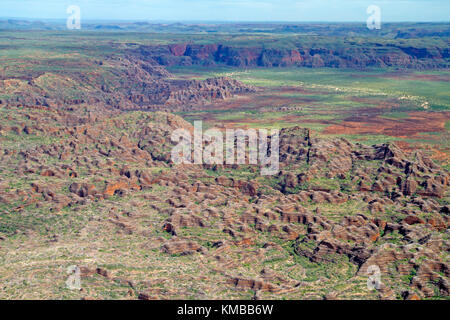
[0,105,448,300]
[0,55,255,110]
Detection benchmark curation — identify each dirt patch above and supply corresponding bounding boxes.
[323,111,449,138]
[384,73,450,82]
[350,72,450,82]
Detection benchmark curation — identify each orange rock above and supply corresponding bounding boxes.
[370,232,380,242]
[41,169,56,177]
[103,180,141,196]
[427,216,446,231]
[234,238,255,246]
[104,181,128,196]
[405,293,421,300]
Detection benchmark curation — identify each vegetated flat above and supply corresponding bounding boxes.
[170,66,450,168]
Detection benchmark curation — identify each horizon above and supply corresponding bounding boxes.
[1,0,449,22]
[1,17,450,24]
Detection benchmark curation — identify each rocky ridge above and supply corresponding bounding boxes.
[0,55,256,111]
[137,43,449,69]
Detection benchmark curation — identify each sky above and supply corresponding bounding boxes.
[0,0,449,22]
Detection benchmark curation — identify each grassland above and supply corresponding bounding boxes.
[169,66,450,165]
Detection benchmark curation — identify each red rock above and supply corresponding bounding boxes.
[403,215,425,225]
